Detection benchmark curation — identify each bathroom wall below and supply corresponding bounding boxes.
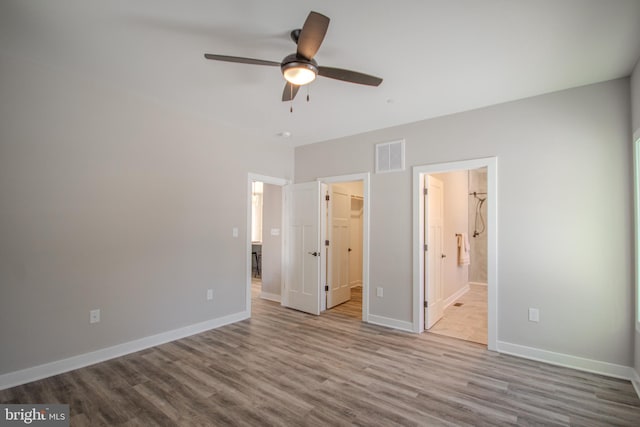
[432,171,469,301]
[468,168,488,284]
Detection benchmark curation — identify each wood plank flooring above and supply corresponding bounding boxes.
[329,286,362,320]
[2,287,639,426]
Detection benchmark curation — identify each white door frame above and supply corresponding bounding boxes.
[425,175,445,329]
[412,158,498,351]
[633,129,640,332]
[246,173,289,316]
[318,173,370,323]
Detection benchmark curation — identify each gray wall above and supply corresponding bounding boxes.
[295,78,633,366]
[261,184,282,297]
[632,59,640,377]
[0,53,293,374]
[633,59,640,134]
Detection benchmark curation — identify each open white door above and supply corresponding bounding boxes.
[283,182,321,315]
[425,175,445,329]
[327,184,351,308]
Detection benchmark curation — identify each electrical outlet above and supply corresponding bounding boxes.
[528,308,539,322]
[90,309,100,324]
[376,287,383,297]
[207,289,213,301]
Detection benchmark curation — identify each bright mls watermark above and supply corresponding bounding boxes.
[0,404,69,426]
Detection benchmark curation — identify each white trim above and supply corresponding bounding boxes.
[247,174,289,317]
[469,281,488,287]
[634,136,640,331]
[0,310,249,391]
[631,368,640,400]
[319,182,328,312]
[260,292,281,303]
[443,284,469,309]
[497,340,635,381]
[367,314,414,333]
[317,173,370,324]
[413,157,498,352]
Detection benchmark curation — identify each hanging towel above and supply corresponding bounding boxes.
[457,233,470,266]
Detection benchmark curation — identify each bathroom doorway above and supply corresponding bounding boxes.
[413,157,497,351]
[425,168,488,345]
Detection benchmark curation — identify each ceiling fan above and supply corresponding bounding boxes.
[204,11,383,103]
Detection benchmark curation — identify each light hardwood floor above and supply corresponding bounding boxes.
[2,284,639,426]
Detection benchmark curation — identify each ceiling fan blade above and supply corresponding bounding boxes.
[282,82,300,102]
[204,54,280,67]
[318,66,383,86]
[296,11,330,60]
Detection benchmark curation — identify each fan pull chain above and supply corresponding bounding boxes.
[307,86,310,102]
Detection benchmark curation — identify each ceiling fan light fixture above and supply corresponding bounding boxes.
[282,62,318,86]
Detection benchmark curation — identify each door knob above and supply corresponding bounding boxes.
[441,254,447,258]
[308,251,319,257]
[348,248,352,252]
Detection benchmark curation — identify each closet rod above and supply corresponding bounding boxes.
[468,191,487,196]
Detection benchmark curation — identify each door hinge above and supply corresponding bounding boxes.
[325,239,330,246]
[424,244,428,251]
[424,301,428,308]
[325,194,330,201]
[424,188,428,195]
[325,285,329,292]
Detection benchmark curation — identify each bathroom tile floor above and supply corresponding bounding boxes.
[429,283,488,345]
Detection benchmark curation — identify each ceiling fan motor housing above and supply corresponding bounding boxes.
[281,54,318,85]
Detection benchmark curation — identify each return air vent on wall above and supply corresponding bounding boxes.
[375,139,405,173]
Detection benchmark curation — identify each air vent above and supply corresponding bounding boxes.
[375,140,405,173]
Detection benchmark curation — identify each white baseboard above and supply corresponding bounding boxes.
[0,310,250,391]
[631,368,640,400]
[469,281,487,287]
[260,292,281,303]
[497,340,635,381]
[367,314,413,333]
[444,285,469,309]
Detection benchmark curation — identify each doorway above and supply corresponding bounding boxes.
[323,180,364,320]
[281,173,370,322]
[246,173,370,322]
[319,174,369,322]
[412,158,497,351]
[425,169,488,345]
[246,174,287,315]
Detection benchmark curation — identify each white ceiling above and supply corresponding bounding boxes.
[1,0,640,147]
